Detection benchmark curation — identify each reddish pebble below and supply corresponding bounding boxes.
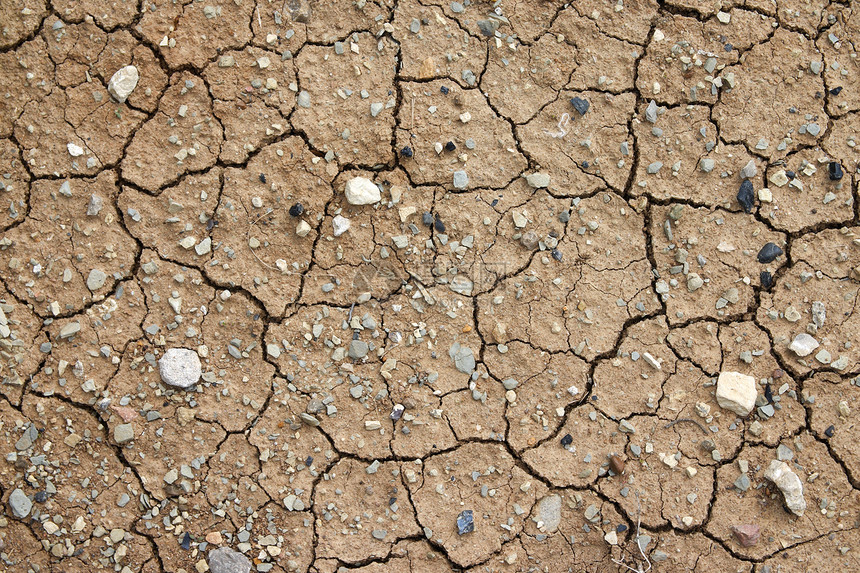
[773,368,784,379]
[731,524,761,547]
[111,405,138,423]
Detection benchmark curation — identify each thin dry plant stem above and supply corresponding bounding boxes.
[611,493,651,573]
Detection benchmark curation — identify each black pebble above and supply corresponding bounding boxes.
[551,248,562,261]
[259,173,266,183]
[757,242,784,264]
[560,433,573,447]
[825,425,835,438]
[616,524,628,533]
[305,455,313,466]
[434,216,445,232]
[829,161,843,181]
[724,43,733,52]
[422,212,434,226]
[737,179,755,213]
[445,141,456,152]
[760,271,773,289]
[570,96,590,116]
[289,203,304,217]
[830,86,843,96]
[764,383,773,405]
[440,86,449,95]
[581,160,590,169]
[785,170,796,179]
[34,491,48,503]
[490,199,498,207]
[180,532,191,550]
[401,146,413,158]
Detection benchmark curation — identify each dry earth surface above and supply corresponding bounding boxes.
[1,0,860,572]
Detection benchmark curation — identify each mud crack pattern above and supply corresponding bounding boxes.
[1,1,860,572]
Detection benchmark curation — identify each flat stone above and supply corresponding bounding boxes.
[731,524,760,547]
[107,65,140,103]
[716,371,757,417]
[59,322,81,339]
[9,488,32,519]
[348,339,369,359]
[114,423,134,444]
[757,242,783,264]
[764,460,806,516]
[789,333,819,357]
[159,348,202,389]
[208,546,252,573]
[453,170,469,189]
[645,100,658,123]
[526,172,550,189]
[86,268,107,291]
[344,177,381,205]
[535,495,562,533]
[449,342,475,374]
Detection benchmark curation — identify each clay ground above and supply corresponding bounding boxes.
[1,0,860,571]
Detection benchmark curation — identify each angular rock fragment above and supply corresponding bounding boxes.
[716,371,757,417]
[107,65,140,103]
[764,460,806,516]
[208,546,251,573]
[789,333,819,357]
[344,177,381,205]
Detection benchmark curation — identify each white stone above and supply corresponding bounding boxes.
[789,333,819,357]
[716,371,757,417]
[108,65,140,103]
[764,460,806,516]
[344,177,381,205]
[332,215,351,237]
[67,143,84,156]
[158,348,202,389]
[295,220,311,237]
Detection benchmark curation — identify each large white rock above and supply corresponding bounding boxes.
[344,177,381,205]
[716,371,757,417]
[764,459,806,516]
[158,348,202,389]
[108,65,140,103]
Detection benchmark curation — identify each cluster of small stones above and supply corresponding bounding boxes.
[1,1,860,573]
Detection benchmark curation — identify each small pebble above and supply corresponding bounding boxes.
[289,203,304,217]
[737,180,755,213]
[757,243,783,264]
[570,97,590,116]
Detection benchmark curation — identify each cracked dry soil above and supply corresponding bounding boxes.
[0,0,859,572]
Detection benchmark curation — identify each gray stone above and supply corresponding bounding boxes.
[449,342,475,374]
[59,322,81,339]
[370,102,384,117]
[534,494,562,533]
[208,547,251,573]
[645,100,658,123]
[87,194,104,216]
[9,488,32,519]
[159,348,202,389]
[740,159,758,179]
[87,268,107,291]
[453,170,469,190]
[348,340,369,359]
[107,65,139,103]
[699,158,715,173]
[297,90,311,108]
[114,423,134,444]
